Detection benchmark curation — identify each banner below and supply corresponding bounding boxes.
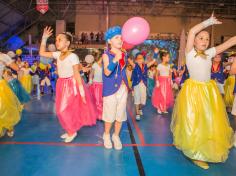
[36,0,49,14]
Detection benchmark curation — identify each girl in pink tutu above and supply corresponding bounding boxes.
[89,54,103,120]
[39,27,97,143]
[152,50,174,114]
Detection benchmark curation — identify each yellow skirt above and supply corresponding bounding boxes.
[171,79,233,162]
[20,75,32,94]
[224,75,235,107]
[0,80,22,134]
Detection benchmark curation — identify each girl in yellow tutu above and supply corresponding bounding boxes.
[19,61,32,94]
[0,53,22,137]
[171,15,235,169]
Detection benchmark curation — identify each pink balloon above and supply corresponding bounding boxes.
[122,17,150,45]
[122,41,134,50]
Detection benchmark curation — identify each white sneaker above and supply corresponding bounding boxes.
[163,111,168,114]
[60,133,69,139]
[136,115,140,121]
[139,110,143,115]
[7,130,14,137]
[64,133,77,143]
[112,134,122,150]
[157,109,162,114]
[103,133,112,149]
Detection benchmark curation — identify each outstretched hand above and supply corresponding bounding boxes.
[209,14,222,25]
[43,26,53,39]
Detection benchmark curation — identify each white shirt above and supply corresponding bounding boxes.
[0,53,13,79]
[21,68,32,75]
[92,62,102,83]
[186,47,216,82]
[52,52,80,78]
[157,64,170,76]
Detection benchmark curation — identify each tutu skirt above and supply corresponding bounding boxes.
[20,75,32,94]
[56,77,97,134]
[89,82,103,120]
[8,79,30,103]
[171,79,233,162]
[224,75,235,107]
[0,80,22,134]
[152,76,174,111]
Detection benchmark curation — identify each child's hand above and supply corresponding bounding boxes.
[114,51,122,62]
[43,26,53,39]
[210,15,222,25]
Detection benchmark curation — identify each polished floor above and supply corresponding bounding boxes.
[0,94,236,176]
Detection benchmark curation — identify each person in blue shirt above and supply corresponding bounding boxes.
[102,26,129,150]
[128,52,156,120]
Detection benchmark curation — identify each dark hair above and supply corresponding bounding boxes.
[61,32,73,45]
[159,49,169,60]
[3,69,12,77]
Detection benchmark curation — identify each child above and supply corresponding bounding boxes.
[39,27,97,143]
[19,61,33,94]
[152,50,174,114]
[211,54,225,95]
[171,15,234,169]
[178,63,189,87]
[89,54,103,120]
[102,26,129,150]
[31,60,40,94]
[128,52,156,120]
[49,60,58,93]
[3,69,30,104]
[0,53,22,138]
[126,63,133,90]
[39,65,53,94]
[224,55,235,110]
[147,65,156,98]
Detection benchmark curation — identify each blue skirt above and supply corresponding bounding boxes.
[147,78,155,97]
[8,79,30,103]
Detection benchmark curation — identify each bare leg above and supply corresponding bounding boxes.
[114,121,122,136]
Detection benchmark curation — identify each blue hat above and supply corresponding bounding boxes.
[104,26,122,42]
[135,52,142,59]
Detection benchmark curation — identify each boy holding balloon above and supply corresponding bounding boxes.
[102,26,129,150]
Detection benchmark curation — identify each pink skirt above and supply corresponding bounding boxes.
[152,76,174,112]
[56,77,97,134]
[89,82,103,120]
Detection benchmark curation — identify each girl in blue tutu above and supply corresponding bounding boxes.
[3,69,30,104]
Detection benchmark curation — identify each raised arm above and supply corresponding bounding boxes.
[103,51,121,76]
[215,36,236,55]
[8,62,19,72]
[39,26,54,58]
[147,59,156,68]
[186,15,222,53]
